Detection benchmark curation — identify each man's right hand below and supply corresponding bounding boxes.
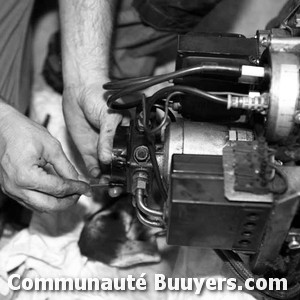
[0,102,90,212]
[63,83,122,178]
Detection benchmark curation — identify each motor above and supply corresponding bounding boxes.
[103,2,300,298]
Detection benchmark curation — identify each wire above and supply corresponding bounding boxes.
[148,139,168,201]
[106,64,241,109]
[140,85,227,137]
[138,86,226,202]
[143,92,182,135]
[268,164,289,195]
[103,75,157,90]
[138,85,227,137]
[153,104,176,122]
[147,85,227,110]
[210,91,249,97]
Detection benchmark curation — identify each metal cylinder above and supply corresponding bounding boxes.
[162,120,230,182]
[266,41,300,142]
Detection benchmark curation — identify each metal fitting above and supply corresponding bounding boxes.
[132,170,149,195]
[134,146,149,162]
[227,93,269,113]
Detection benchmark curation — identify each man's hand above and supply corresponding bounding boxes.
[0,102,90,212]
[59,0,119,177]
[63,83,122,177]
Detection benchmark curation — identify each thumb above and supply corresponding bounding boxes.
[98,111,122,164]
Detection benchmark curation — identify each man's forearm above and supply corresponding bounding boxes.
[59,0,117,87]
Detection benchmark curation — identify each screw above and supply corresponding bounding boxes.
[134,146,149,162]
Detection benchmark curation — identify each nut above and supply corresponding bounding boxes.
[134,146,149,162]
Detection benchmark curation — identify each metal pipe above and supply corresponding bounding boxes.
[135,188,164,218]
[135,208,164,228]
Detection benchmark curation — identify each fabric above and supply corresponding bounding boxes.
[0,0,34,113]
[111,0,222,79]
[133,0,222,33]
[111,0,177,79]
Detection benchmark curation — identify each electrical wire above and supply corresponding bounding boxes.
[153,104,176,122]
[148,140,168,201]
[105,64,241,109]
[104,75,159,90]
[146,85,227,112]
[210,91,249,97]
[268,164,289,195]
[138,85,227,138]
[137,94,168,201]
[139,88,217,202]
[143,92,182,135]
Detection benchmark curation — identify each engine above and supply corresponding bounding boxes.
[103,3,300,297]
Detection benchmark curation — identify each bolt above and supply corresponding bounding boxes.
[134,146,149,162]
[288,237,300,250]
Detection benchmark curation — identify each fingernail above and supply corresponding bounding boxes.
[90,168,100,178]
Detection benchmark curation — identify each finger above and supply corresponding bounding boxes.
[82,153,101,178]
[98,112,122,164]
[43,140,80,180]
[9,188,79,212]
[23,190,80,212]
[21,166,90,198]
[3,188,45,212]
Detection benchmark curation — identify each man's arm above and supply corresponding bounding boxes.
[59,0,122,178]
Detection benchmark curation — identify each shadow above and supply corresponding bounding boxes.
[192,0,250,33]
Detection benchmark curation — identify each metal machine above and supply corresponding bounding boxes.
[103,2,300,298]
